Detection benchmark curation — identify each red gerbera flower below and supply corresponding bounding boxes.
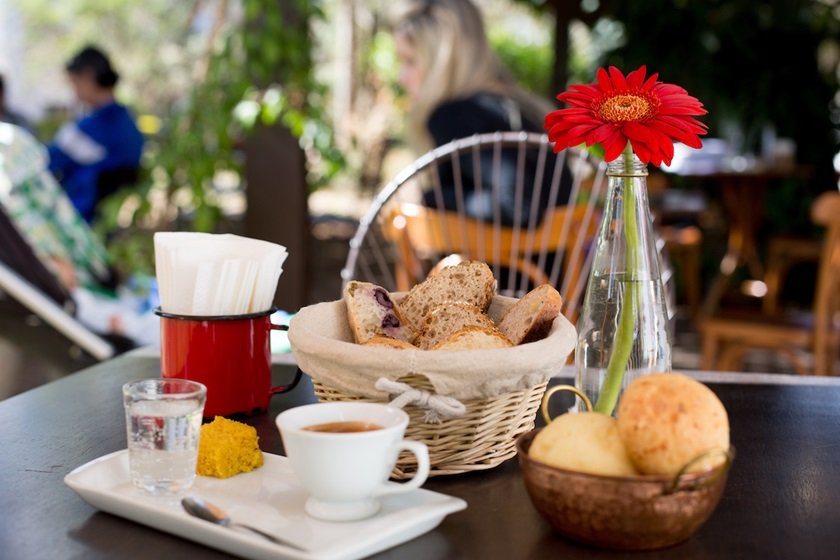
[544,66,708,166]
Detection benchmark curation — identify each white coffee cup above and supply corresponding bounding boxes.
[276,402,430,522]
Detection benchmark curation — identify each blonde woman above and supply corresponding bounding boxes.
[393,0,571,224]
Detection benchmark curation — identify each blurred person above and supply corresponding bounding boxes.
[392,0,571,225]
[48,46,144,222]
[1,122,158,347]
[0,74,30,130]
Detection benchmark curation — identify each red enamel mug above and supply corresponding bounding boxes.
[156,308,299,417]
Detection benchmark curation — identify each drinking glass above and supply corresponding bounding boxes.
[123,379,206,495]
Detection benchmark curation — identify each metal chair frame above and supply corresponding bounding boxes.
[341,131,608,321]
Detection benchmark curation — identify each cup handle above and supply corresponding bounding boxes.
[268,324,302,396]
[374,440,430,497]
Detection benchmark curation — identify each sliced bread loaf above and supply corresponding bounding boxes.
[362,336,417,350]
[432,326,513,351]
[497,284,563,345]
[343,281,416,344]
[415,303,495,350]
[399,261,495,329]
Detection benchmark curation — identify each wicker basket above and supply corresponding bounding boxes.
[313,374,548,479]
[290,294,575,479]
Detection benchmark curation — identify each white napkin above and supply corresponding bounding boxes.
[154,232,288,316]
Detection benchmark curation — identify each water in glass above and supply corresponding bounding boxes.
[123,379,205,495]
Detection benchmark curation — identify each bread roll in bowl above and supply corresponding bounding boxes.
[530,412,638,477]
[617,373,729,476]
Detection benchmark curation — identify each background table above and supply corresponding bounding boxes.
[3,353,840,560]
[672,167,813,315]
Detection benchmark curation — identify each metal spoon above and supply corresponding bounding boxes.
[181,496,305,551]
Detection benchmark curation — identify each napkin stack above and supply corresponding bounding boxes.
[154,232,288,316]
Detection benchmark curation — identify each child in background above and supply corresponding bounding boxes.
[47,46,144,223]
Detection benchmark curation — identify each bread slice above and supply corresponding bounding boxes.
[432,326,513,351]
[415,303,495,350]
[362,336,417,350]
[497,284,563,345]
[343,281,416,344]
[399,261,495,329]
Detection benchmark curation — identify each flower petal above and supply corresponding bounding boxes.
[642,72,659,90]
[602,129,628,161]
[588,123,617,144]
[623,121,656,144]
[596,67,613,93]
[647,118,704,148]
[546,65,706,159]
[625,66,647,89]
[632,142,653,165]
[657,115,708,134]
[608,66,628,90]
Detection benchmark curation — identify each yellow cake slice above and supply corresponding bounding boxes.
[197,416,264,478]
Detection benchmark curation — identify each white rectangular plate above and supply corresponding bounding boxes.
[65,451,466,560]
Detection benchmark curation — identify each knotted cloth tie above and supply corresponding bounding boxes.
[374,377,467,423]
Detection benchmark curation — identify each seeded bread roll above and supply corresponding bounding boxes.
[432,326,513,351]
[343,281,416,344]
[399,261,495,329]
[497,284,563,345]
[415,303,495,350]
[617,373,730,475]
[362,335,417,350]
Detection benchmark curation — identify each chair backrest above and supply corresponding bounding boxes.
[0,123,114,360]
[811,191,840,374]
[0,204,68,305]
[341,131,607,321]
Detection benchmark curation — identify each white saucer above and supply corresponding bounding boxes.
[65,450,466,560]
[305,496,380,522]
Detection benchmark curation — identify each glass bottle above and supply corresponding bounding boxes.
[575,152,671,415]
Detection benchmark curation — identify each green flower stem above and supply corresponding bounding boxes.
[594,144,639,415]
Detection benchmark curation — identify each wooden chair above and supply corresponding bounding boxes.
[341,132,607,322]
[701,191,840,375]
[647,170,704,321]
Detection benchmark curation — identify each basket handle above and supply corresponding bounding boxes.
[540,384,593,424]
[374,377,466,422]
[663,447,734,495]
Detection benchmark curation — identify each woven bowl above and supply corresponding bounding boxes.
[517,429,733,550]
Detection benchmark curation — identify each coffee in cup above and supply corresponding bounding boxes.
[303,421,383,433]
[276,402,430,522]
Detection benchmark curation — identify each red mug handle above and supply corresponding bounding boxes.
[269,324,302,396]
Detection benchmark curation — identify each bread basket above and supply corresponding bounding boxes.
[288,294,577,478]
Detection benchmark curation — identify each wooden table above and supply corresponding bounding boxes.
[3,353,840,559]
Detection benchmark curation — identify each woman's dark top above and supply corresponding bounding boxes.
[423,92,572,226]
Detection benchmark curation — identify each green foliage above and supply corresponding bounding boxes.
[23,0,342,276]
[147,0,340,233]
[597,0,840,233]
[490,32,553,96]
[17,0,198,114]
[599,0,838,171]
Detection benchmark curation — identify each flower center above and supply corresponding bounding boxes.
[595,92,658,123]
